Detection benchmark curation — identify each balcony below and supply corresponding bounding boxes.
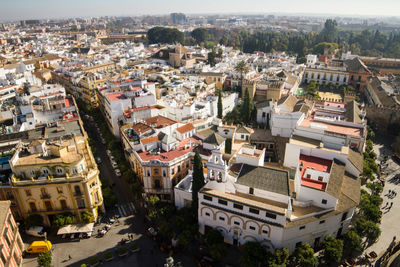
[40,194,51,199]
[73,191,83,197]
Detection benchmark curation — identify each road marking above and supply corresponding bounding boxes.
[120,204,127,216]
[129,202,136,213]
[117,205,123,217]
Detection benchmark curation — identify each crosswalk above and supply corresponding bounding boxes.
[115,202,136,217]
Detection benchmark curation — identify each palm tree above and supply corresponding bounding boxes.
[234,60,250,96]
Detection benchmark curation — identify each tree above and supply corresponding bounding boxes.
[205,229,224,246]
[318,19,338,43]
[81,211,94,224]
[37,252,52,267]
[217,48,223,58]
[209,243,227,261]
[313,42,338,55]
[191,28,209,44]
[234,60,250,96]
[192,152,205,216]
[217,90,223,119]
[208,49,216,66]
[343,230,363,252]
[240,241,267,267]
[147,27,184,44]
[53,212,75,227]
[273,248,289,266]
[225,138,232,154]
[26,214,44,228]
[354,218,381,243]
[294,243,318,267]
[306,80,319,98]
[242,88,253,123]
[323,236,343,264]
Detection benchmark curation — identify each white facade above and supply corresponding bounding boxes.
[271,111,304,138]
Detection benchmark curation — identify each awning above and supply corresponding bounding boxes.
[57,223,94,235]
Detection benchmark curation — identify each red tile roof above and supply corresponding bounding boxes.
[143,116,177,128]
[176,123,195,134]
[300,118,362,138]
[131,123,152,135]
[137,137,200,162]
[65,97,74,108]
[141,136,158,145]
[106,92,126,102]
[299,154,332,191]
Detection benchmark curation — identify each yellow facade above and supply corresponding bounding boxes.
[7,136,104,226]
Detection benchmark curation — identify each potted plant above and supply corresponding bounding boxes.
[103,251,113,262]
[130,242,140,253]
[89,256,99,266]
[118,246,128,257]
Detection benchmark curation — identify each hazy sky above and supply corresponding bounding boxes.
[1,0,400,20]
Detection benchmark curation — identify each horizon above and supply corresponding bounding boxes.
[1,0,400,21]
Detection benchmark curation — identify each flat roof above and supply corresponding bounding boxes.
[299,154,332,191]
[300,118,362,138]
[236,164,290,196]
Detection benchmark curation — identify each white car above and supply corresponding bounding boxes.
[96,157,102,164]
[26,226,46,237]
[111,161,118,169]
[115,169,121,177]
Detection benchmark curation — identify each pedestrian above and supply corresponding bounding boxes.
[382,202,388,209]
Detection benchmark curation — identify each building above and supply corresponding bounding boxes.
[365,76,400,107]
[6,136,104,226]
[200,72,227,90]
[303,65,349,86]
[168,45,195,68]
[197,147,360,253]
[360,56,400,75]
[0,201,23,267]
[345,57,372,91]
[120,116,201,201]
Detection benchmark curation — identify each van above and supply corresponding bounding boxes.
[26,226,46,237]
[25,241,52,254]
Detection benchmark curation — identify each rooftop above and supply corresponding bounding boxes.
[299,154,332,191]
[236,164,290,196]
[299,118,363,138]
[143,115,177,129]
[106,92,127,102]
[176,123,195,134]
[0,201,11,230]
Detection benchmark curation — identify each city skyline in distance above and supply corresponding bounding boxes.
[1,0,400,21]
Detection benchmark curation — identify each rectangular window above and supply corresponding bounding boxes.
[204,195,213,201]
[219,217,225,221]
[265,212,277,219]
[249,187,254,195]
[7,214,14,232]
[177,166,181,172]
[77,199,86,209]
[162,169,166,177]
[249,208,259,214]
[262,230,268,234]
[154,179,161,189]
[299,226,306,230]
[3,228,10,246]
[233,203,243,210]
[44,201,52,211]
[60,199,67,209]
[0,249,6,265]
[29,202,37,212]
[249,226,255,230]
[205,212,210,217]
[319,220,325,224]
[321,199,327,204]
[234,221,240,226]
[218,199,227,205]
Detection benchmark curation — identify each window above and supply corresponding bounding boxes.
[177,166,181,172]
[44,201,52,211]
[204,195,213,201]
[147,169,151,176]
[1,250,6,265]
[249,226,256,231]
[154,179,161,189]
[60,199,67,209]
[318,176,323,181]
[233,203,243,210]
[306,174,311,178]
[25,189,31,197]
[162,169,166,177]
[74,186,81,195]
[72,168,78,174]
[218,199,227,205]
[56,167,63,174]
[296,242,302,247]
[76,199,85,209]
[262,112,266,118]
[321,199,327,204]
[42,168,49,175]
[249,208,259,214]
[234,221,240,226]
[29,202,37,212]
[265,212,277,219]
[262,230,268,234]
[57,187,63,194]
[3,228,10,246]
[219,217,225,221]
[171,168,175,175]
[205,212,210,217]
[154,169,159,174]
[319,220,325,224]
[186,161,189,168]
[299,226,306,230]
[249,187,254,195]
[7,214,14,232]
[241,135,244,139]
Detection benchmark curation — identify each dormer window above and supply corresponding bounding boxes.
[42,168,49,175]
[56,167,63,174]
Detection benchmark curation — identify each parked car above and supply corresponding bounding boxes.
[96,157,102,164]
[115,169,121,177]
[106,150,111,157]
[26,226,46,237]
[111,161,118,169]
[25,241,52,254]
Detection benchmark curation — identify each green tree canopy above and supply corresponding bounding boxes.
[343,230,363,252]
[192,151,205,216]
[240,241,267,267]
[242,88,253,123]
[26,214,44,228]
[323,236,343,264]
[37,252,52,267]
[217,90,223,119]
[147,27,184,44]
[191,28,209,44]
[294,243,319,267]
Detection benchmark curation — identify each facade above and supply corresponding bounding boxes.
[198,148,360,253]
[120,116,200,201]
[200,72,227,90]
[0,201,23,267]
[6,136,104,226]
[303,66,349,86]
